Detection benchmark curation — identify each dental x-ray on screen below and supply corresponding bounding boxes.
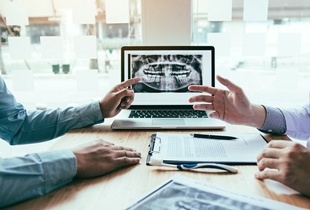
[130,54,203,93]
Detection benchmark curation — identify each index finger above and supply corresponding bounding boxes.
[116,77,141,90]
[216,75,242,93]
[188,85,217,95]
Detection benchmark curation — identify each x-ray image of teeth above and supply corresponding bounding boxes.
[131,54,203,92]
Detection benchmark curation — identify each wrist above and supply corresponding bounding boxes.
[72,150,85,178]
[99,100,112,119]
[247,104,266,128]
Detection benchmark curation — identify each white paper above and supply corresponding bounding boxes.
[8,37,32,59]
[151,133,267,164]
[126,175,303,210]
[243,0,269,21]
[74,36,97,59]
[40,36,64,60]
[206,0,232,21]
[105,0,129,24]
[3,0,29,25]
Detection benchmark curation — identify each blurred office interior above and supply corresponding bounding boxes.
[0,0,309,110]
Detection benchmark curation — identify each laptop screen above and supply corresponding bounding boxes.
[121,46,215,106]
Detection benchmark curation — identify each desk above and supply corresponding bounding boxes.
[4,123,310,209]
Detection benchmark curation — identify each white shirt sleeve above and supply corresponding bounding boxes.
[282,104,310,140]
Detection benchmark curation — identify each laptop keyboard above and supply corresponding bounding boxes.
[129,110,208,118]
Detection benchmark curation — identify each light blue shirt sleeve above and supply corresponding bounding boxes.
[259,104,310,145]
[0,76,104,144]
[0,76,104,206]
[258,105,287,135]
[0,149,76,207]
[281,104,310,140]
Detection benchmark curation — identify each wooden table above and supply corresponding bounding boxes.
[4,123,310,210]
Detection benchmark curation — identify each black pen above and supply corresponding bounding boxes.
[191,134,237,140]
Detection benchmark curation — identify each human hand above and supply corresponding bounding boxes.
[188,75,265,127]
[99,77,140,118]
[72,139,141,178]
[255,140,310,196]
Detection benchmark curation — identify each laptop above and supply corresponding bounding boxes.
[111,46,226,130]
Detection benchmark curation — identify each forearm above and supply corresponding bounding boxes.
[0,150,76,207]
[1,102,104,145]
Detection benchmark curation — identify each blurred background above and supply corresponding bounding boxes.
[0,0,309,110]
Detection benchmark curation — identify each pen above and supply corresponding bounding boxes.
[191,134,237,140]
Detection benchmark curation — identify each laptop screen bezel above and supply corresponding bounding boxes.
[121,46,215,108]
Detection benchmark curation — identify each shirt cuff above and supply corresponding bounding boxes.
[36,149,77,193]
[258,105,286,135]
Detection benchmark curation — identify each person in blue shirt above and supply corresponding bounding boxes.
[0,76,141,207]
[188,75,310,196]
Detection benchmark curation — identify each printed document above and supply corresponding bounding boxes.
[125,174,304,210]
[148,132,267,164]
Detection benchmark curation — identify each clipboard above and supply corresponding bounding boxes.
[146,134,159,165]
[147,132,268,165]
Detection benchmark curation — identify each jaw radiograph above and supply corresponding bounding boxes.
[131,54,202,92]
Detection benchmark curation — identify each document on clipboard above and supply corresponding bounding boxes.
[146,132,268,165]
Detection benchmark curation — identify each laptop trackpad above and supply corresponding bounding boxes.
[152,119,185,125]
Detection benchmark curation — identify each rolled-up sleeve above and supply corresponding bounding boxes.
[0,149,76,207]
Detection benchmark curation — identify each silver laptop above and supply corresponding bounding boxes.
[111,46,226,130]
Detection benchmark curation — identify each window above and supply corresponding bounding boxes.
[192,0,310,107]
[0,0,142,109]
[0,0,309,109]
